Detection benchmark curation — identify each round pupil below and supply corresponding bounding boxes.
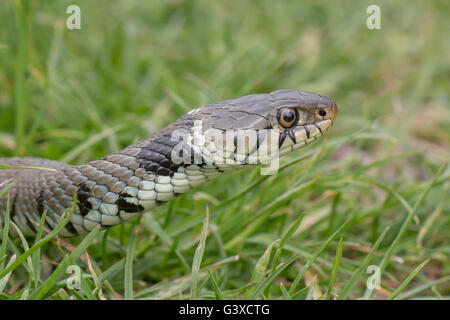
[319,110,327,117]
[282,110,295,123]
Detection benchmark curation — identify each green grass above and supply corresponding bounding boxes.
[0,0,449,300]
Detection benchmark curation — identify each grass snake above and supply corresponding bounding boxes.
[0,89,338,237]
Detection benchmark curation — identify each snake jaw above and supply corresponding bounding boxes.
[277,119,333,154]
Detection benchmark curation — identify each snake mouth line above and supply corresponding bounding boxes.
[278,119,333,156]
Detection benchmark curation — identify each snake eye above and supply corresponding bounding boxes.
[277,108,298,128]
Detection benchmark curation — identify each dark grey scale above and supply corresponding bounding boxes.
[169,163,180,172]
[101,154,118,163]
[47,198,62,215]
[46,177,60,196]
[23,213,37,234]
[65,222,78,235]
[117,156,140,171]
[159,158,172,169]
[89,158,110,166]
[134,167,147,178]
[104,175,121,190]
[109,180,126,194]
[143,149,174,170]
[64,167,81,181]
[156,167,172,176]
[72,173,88,186]
[82,179,96,190]
[96,172,114,186]
[53,187,65,200]
[58,174,73,190]
[9,193,17,218]
[90,184,108,199]
[139,161,158,174]
[36,178,56,232]
[304,126,311,139]
[99,156,132,174]
[149,142,174,159]
[115,146,142,158]
[136,134,185,177]
[79,165,99,180]
[95,161,119,175]
[189,147,206,168]
[44,214,57,231]
[127,176,141,188]
[82,164,112,189]
[36,190,45,217]
[116,195,144,213]
[28,199,41,222]
[256,130,266,150]
[47,202,60,228]
[76,183,92,216]
[141,150,165,164]
[287,129,296,143]
[110,165,130,180]
[83,161,109,179]
[279,131,288,148]
[64,185,78,199]
[118,169,134,182]
[43,185,63,222]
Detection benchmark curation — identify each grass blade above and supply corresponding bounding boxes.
[208,270,224,300]
[279,282,292,300]
[388,259,430,300]
[32,225,101,299]
[395,276,450,300]
[190,206,209,299]
[0,209,74,280]
[326,235,343,300]
[379,162,447,273]
[14,0,29,153]
[288,219,351,295]
[31,210,47,288]
[0,254,16,293]
[250,252,301,299]
[363,161,447,299]
[245,239,279,299]
[0,164,56,172]
[338,226,389,300]
[124,221,139,300]
[0,195,11,270]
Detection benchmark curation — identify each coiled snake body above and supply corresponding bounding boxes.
[0,90,337,237]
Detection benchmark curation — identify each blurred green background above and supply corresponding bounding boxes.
[0,0,448,299]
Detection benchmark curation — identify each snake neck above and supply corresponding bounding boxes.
[51,126,237,236]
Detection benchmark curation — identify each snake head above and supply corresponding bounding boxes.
[171,89,338,168]
[266,89,338,154]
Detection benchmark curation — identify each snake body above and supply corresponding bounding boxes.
[0,89,337,237]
